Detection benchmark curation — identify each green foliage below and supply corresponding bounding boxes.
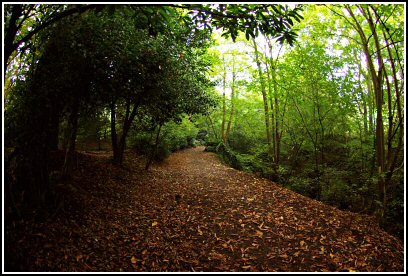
[130,132,172,162]
[227,129,259,154]
[183,4,303,44]
[320,170,353,209]
[76,109,110,150]
[381,170,404,239]
[130,133,153,156]
[129,116,199,162]
[286,176,314,197]
[215,142,242,170]
[162,118,199,151]
[204,141,220,152]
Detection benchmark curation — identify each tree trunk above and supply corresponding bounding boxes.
[111,100,139,165]
[253,38,273,157]
[358,57,369,136]
[206,114,219,141]
[265,62,276,159]
[225,55,236,143]
[110,102,120,163]
[366,6,387,214]
[145,124,162,171]
[267,38,281,169]
[61,102,79,179]
[383,31,404,178]
[346,5,387,216]
[49,113,60,151]
[221,55,227,144]
[271,60,281,168]
[362,70,374,134]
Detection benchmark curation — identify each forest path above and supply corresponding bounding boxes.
[7,147,403,272]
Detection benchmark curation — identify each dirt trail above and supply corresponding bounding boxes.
[5,146,404,272]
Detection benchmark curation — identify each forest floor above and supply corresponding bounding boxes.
[5,146,404,272]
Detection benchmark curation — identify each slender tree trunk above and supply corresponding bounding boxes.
[265,60,276,159]
[206,114,219,142]
[110,102,119,162]
[111,100,139,165]
[358,58,369,136]
[267,38,281,169]
[383,31,404,178]
[62,102,80,178]
[225,55,236,144]
[117,101,131,165]
[145,124,162,171]
[362,97,368,136]
[253,38,273,156]
[362,70,374,134]
[221,55,227,144]
[271,60,280,167]
[365,6,387,214]
[347,5,387,215]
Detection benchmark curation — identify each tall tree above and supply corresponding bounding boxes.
[252,38,273,157]
[342,4,404,217]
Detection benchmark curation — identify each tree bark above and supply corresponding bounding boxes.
[221,55,227,144]
[206,114,219,141]
[49,113,60,151]
[61,102,80,178]
[267,38,281,169]
[253,38,273,157]
[145,124,162,171]
[265,59,276,159]
[111,99,140,165]
[271,57,281,167]
[225,55,236,143]
[383,31,404,178]
[110,102,119,163]
[347,4,387,215]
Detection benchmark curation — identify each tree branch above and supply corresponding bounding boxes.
[6,4,101,68]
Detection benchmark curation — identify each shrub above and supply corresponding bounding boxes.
[130,133,153,155]
[154,142,172,161]
[287,176,314,197]
[204,141,219,152]
[129,116,200,162]
[321,179,352,209]
[215,143,242,170]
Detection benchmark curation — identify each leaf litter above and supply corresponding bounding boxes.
[5,147,404,272]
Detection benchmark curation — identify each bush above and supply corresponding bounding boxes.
[321,179,352,209]
[130,133,153,155]
[163,117,199,151]
[215,143,242,170]
[196,129,208,144]
[228,131,257,154]
[204,141,219,152]
[287,176,314,197]
[235,153,257,172]
[381,171,404,239]
[154,142,172,161]
[129,116,199,162]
